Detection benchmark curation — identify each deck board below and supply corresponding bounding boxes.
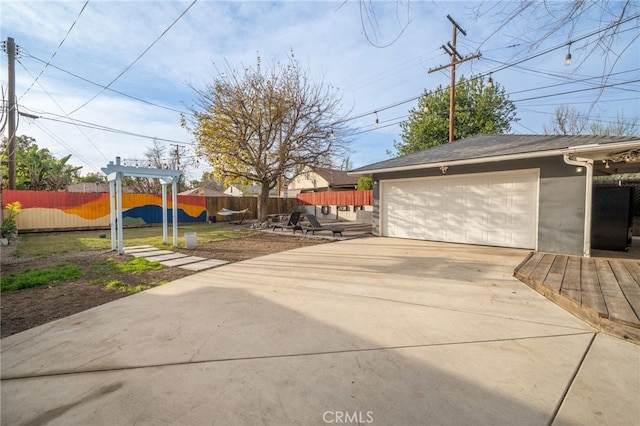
[514,252,640,343]
[530,253,554,283]
[580,258,608,315]
[545,255,568,293]
[517,252,544,277]
[595,260,639,326]
[609,261,640,321]
[561,256,582,303]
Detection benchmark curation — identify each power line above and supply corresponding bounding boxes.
[20,0,90,100]
[16,58,110,162]
[343,14,640,125]
[68,0,198,115]
[21,109,192,145]
[30,119,102,174]
[22,53,189,114]
[512,79,640,103]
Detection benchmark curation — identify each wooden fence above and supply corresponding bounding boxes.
[297,190,372,206]
[206,197,299,222]
[1,189,372,232]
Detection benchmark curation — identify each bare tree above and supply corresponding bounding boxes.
[183,53,352,221]
[589,111,639,136]
[544,106,638,136]
[543,106,588,135]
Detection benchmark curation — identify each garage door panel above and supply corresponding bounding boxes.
[381,170,538,249]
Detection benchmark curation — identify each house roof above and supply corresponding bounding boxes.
[311,167,359,188]
[350,134,640,174]
[179,180,227,197]
[67,182,134,193]
[179,187,227,197]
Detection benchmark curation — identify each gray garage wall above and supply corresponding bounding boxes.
[371,156,587,256]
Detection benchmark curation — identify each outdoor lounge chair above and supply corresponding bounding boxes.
[272,211,303,233]
[302,214,344,237]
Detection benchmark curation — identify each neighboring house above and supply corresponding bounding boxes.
[67,182,134,193]
[286,166,358,198]
[179,181,227,197]
[350,134,640,257]
[224,184,277,197]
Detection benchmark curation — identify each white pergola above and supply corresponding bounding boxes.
[102,157,183,255]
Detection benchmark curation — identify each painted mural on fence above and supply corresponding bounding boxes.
[2,190,207,231]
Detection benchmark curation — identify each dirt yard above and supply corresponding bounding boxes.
[0,231,329,338]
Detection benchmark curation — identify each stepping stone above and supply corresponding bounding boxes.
[143,253,188,262]
[179,259,229,271]
[123,246,157,254]
[130,250,174,258]
[160,256,206,267]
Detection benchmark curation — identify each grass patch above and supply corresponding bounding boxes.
[105,280,151,294]
[12,223,257,257]
[1,264,83,291]
[88,257,164,285]
[117,257,163,273]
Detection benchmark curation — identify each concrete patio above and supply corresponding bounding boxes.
[1,238,638,425]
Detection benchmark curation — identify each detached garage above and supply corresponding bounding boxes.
[350,135,640,257]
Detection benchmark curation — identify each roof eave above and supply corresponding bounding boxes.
[349,139,640,176]
[349,149,566,175]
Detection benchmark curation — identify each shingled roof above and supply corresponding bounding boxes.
[350,134,640,174]
[312,167,359,188]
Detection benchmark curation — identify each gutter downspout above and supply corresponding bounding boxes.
[563,154,593,257]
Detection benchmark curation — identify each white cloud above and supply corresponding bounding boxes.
[2,0,638,174]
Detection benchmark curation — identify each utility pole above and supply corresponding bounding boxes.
[5,37,17,188]
[428,15,481,143]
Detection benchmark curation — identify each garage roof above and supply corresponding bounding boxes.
[350,134,640,174]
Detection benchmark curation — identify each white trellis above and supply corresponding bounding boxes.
[101,157,183,255]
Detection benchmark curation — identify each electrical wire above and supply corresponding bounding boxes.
[17,58,110,162]
[68,0,198,115]
[343,14,640,125]
[20,0,90,100]
[22,53,189,115]
[27,111,192,145]
[512,79,640,103]
[29,119,102,174]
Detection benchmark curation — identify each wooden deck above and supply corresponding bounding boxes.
[514,252,640,344]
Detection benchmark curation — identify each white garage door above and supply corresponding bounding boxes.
[381,169,539,249]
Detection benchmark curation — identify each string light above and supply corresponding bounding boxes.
[565,42,572,66]
[487,73,494,88]
[374,111,379,128]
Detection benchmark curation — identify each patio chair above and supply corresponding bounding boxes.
[302,214,344,237]
[272,211,303,233]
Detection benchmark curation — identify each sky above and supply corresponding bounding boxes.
[1,0,639,181]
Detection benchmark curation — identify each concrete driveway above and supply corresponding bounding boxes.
[2,238,638,425]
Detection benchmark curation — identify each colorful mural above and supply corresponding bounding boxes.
[2,190,207,231]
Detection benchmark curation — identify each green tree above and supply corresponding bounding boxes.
[75,172,106,184]
[394,75,517,156]
[1,135,80,190]
[48,154,82,191]
[357,176,372,190]
[184,53,352,221]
